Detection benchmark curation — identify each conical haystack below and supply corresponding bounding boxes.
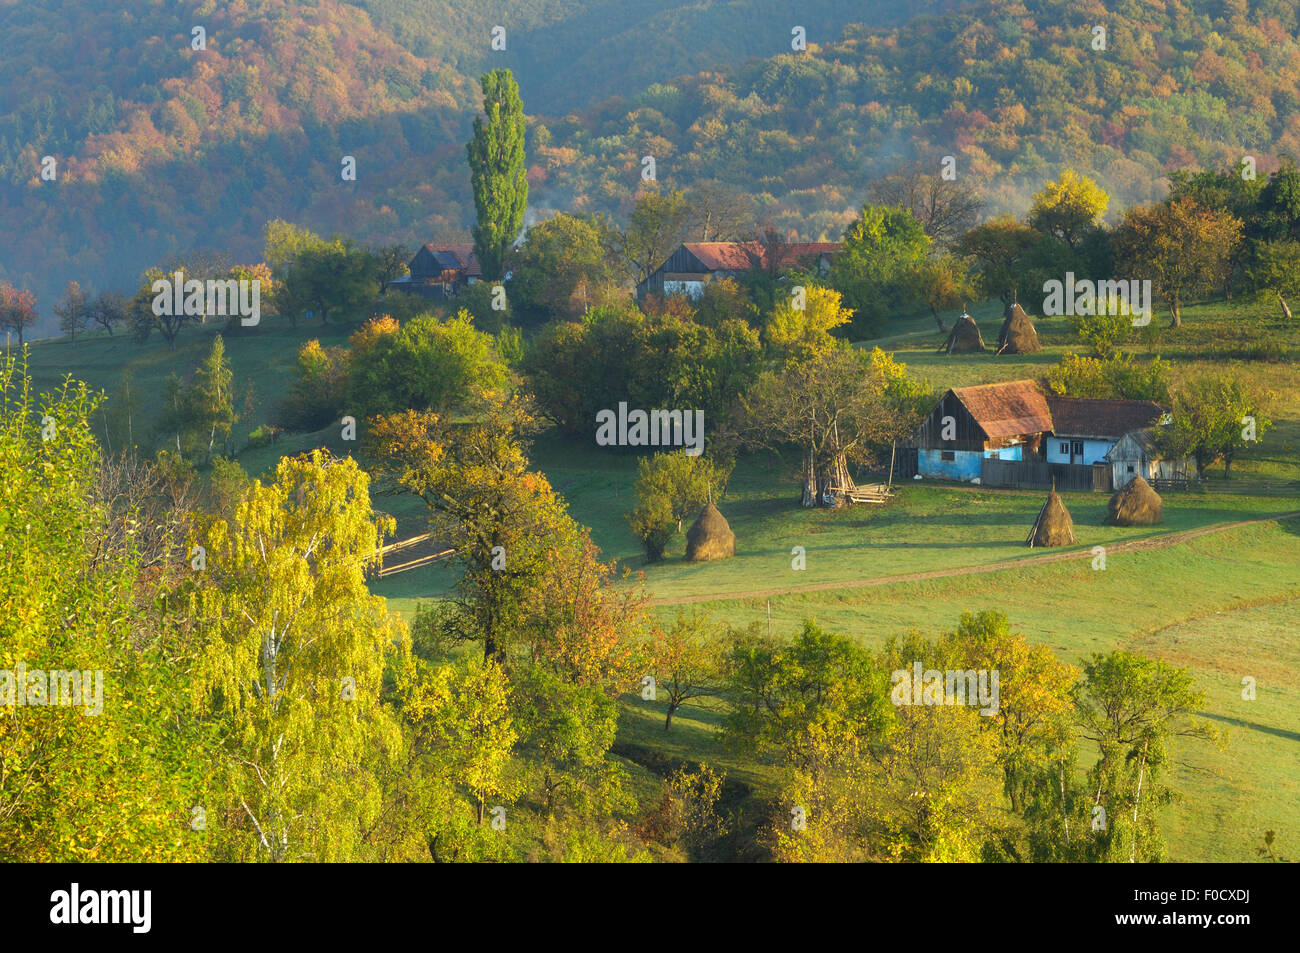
[1026,489,1077,547]
[996,302,1042,354]
[685,502,735,562]
[942,312,985,354]
[1108,475,1163,526]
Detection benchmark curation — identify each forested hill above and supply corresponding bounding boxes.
[348,0,942,113]
[4,0,1300,331]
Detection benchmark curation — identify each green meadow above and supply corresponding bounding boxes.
[20,297,1300,862]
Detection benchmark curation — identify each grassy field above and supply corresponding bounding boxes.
[17,296,1300,862]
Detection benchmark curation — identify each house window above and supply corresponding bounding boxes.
[941,450,955,462]
[1059,442,1069,455]
[1127,464,1135,473]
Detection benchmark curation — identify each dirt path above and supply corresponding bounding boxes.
[650,511,1300,606]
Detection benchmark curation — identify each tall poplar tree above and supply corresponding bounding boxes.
[467,69,528,281]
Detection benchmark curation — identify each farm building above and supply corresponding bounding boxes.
[388,244,482,300]
[1044,395,1165,467]
[1106,428,1193,488]
[635,241,840,300]
[906,381,1175,490]
[909,380,1052,481]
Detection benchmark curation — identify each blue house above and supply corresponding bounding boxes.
[911,381,1053,481]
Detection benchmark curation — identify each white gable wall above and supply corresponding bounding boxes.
[1045,437,1115,466]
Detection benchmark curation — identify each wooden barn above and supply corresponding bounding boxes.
[1106,428,1193,488]
[635,241,840,301]
[388,243,482,300]
[909,380,1053,481]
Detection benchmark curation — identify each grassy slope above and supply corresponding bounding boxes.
[19,297,1300,861]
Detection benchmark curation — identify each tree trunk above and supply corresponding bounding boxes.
[1169,298,1181,328]
[1130,741,1148,863]
[1058,754,1070,846]
[800,448,817,507]
[931,305,946,332]
[664,702,677,732]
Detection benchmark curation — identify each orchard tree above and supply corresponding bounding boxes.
[0,280,38,345]
[129,266,192,350]
[617,189,691,286]
[1112,197,1242,327]
[346,311,507,419]
[512,212,619,321]
[953,216,1040,305]
[869,168,985,250]
[374,243,412,293]
[647,611,728,731]
[1161,375,1273,478]
[1028,169,1109,249]
[468,69,528,281]
[763,285,853,364]
[55,280,90,344]
[743,346,929,506]
[911,255,975,331]
[362,398,575,662]
[830,204,930,336]
[89,289,128,336]
[627,451,731,561]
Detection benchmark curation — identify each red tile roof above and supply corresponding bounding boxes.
[1045,395,1165,439]
[683,241,840,272]
[946,381,1167,442]
[951,380,1054,440]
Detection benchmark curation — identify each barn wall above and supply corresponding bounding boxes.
[913,392,987,452]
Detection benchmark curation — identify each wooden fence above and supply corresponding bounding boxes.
[1152,477,1300,497]
[980,458,1100,492]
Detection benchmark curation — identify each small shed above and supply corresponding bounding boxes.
[1105,428,1192,489]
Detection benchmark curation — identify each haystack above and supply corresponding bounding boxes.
[942,311,985,354]
[685,502,735,562]
[1108,475,1163,526]
[996,301,1042,354]
[1026,489,1077,547]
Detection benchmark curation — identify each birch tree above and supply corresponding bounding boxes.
[1076,651,1214,863]
[192,450,405,861]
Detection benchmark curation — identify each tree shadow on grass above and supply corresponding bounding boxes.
[1201,711,1300,744]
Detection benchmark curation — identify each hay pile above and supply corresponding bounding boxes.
[1108,475,1163,526]
[942,312,986,354]
[1026,490,1077,547]
[996,302,1042,354]
[685,502,736,561]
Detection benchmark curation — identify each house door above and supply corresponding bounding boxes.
[1070,440,1084,465]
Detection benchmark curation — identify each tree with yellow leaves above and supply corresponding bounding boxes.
[1028,169,1110,249]
[763,285,852,365]
[191,450,405,861]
